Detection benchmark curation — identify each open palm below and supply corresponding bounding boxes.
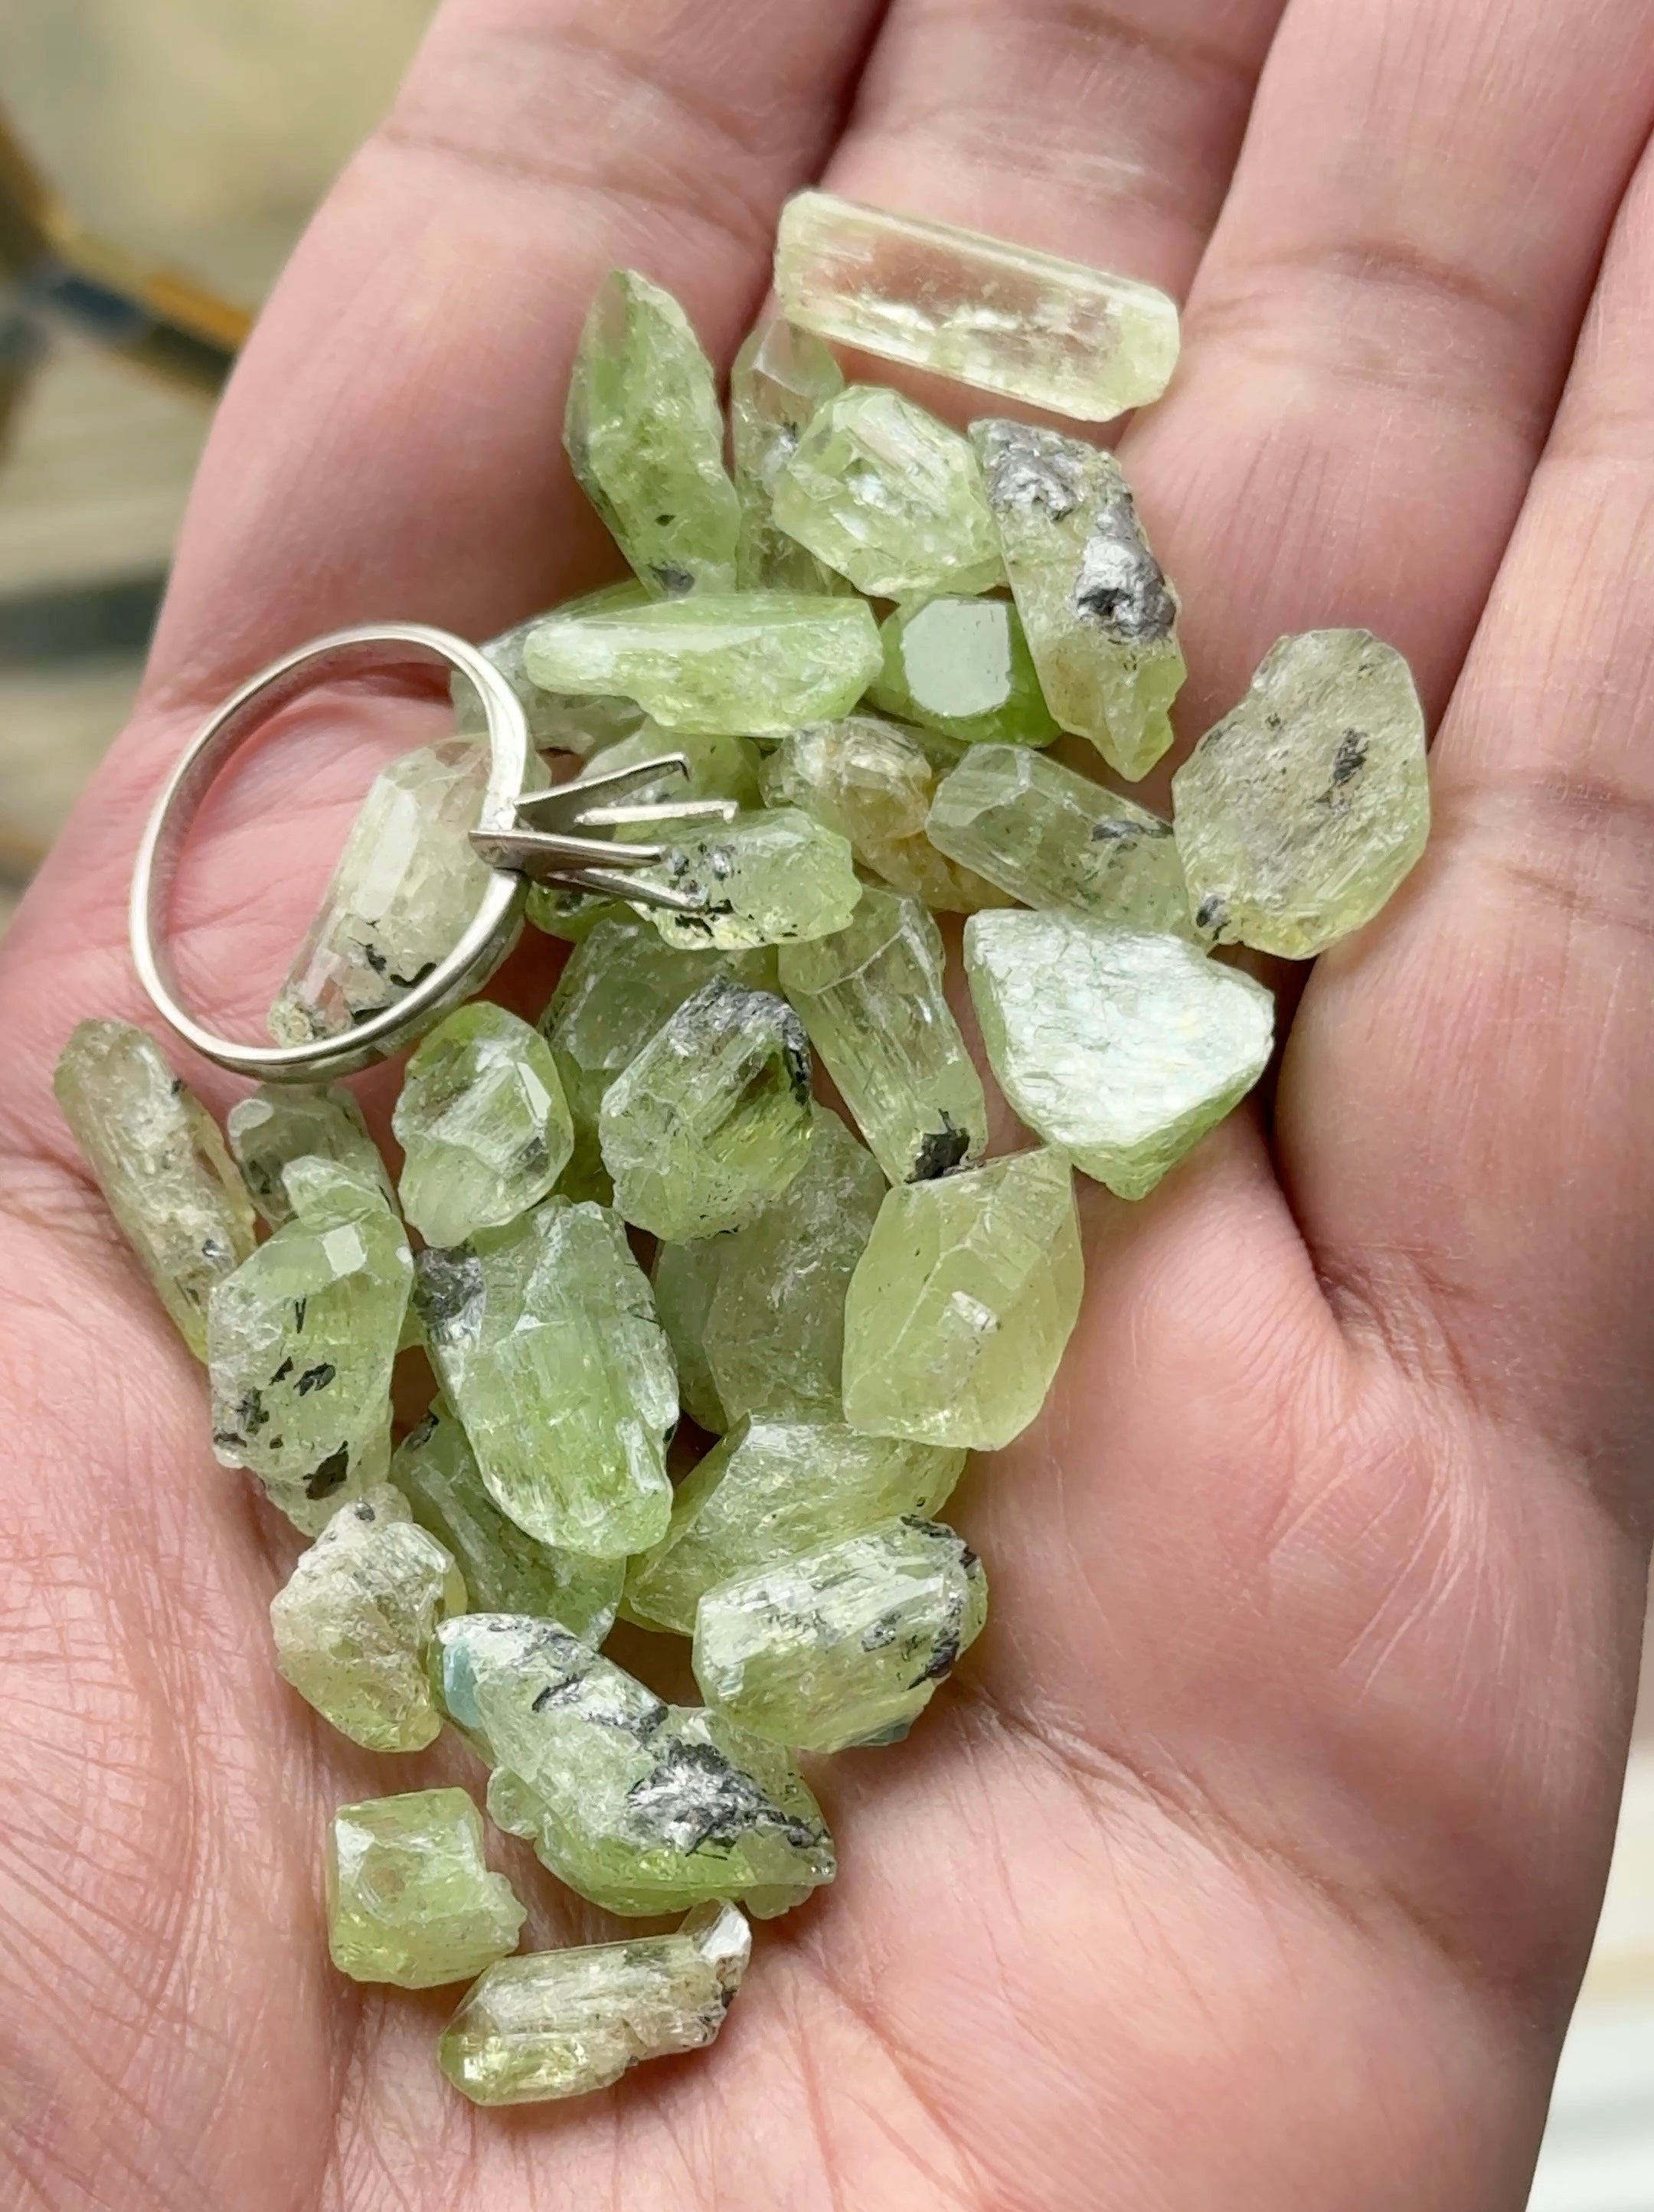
[5,0,1654,2202]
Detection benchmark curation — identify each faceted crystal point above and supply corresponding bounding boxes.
[731,317,848,595]
[776,191,1181,421]
[927,743,1205,939]
[778,888,988,1187]
[523,593,883,738]
[634,807,862,951]
[694,1516,988,1752]
[600,981,815,1240]
[869,596,1060,750]
[440,1900,750,2105]
[391,1405,622,1645]
[393,1002,574,1249]
[54,1019,257,1358]
[226,1083,395,1229]
[327,1788,525,1990]
[842,1148,1084,1449]
[971,420,1185,780]
[626,1418,965,1638]
[564,270,740,596]
[479,585,651,754]
[416,1199,675,1559]
[270,1485,463,1753]
[1172,629,1431,956]
[772,384,1005,599]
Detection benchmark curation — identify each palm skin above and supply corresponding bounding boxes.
[5,0,1654,2202]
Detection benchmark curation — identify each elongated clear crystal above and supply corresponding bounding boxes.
[869,595,1060,750]
[328,1789,525,1990]
[477,585,651,755]
[393,1003,573,1248]
[634,808,862,951]
[731,318,847,594]
[226,1083,395,1229]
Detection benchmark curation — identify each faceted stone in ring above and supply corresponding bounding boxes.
[226,1083,396,1230]
[54,1019,257,1359]
[625,1417,965,1638]
[776,191,1181,421]
[564,270,740,597]
[270,1485,463,1753]
[393,1002,574,1249]
[778,887,987,1187]
[600,981,814,1240]
[633,808,862,951]
[869,596,1060,750]
[731,316,848,595]
[1171,629,1430,957]
[472,583,651,754]
[971,420,1185,781]
[771,384,1005,600]
[842,1148,1083,1450]
[327,1788,525,1990]
[440,1900,750,2106]
[693,1515,987,1752]
[523,592,883,738]
[416,1198,675,1559]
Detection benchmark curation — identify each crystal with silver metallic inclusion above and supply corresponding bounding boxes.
[731,318,847,595]
[634,807,862,951]
[227,1083,396,1229]
[328,1789,525,1990]
[869,596,1060,750]
[394,1002,573,1248]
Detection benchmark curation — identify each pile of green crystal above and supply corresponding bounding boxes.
[56,191,1431,2106]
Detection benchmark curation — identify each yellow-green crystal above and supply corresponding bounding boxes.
[693,1515,986,1752]
[393,1002,574,1249]
[478,585,651,755]
[650,1235,731,1433]
[54,1018,256,1359]
[868,596,1060,750]
[584,721,764,814]
[731,317,847,595]
[633,807,862,951]
[842,1147,1083,1450]
[226,1083,396,1229]
[1171,629,1430,957]
[327,1788,525,1990]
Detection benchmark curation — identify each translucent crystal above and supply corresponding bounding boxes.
[626,1417,964,1637]
[440,1900,750,2105]
[523,592,883,738]
[869,596,1060,750]
[474,584,651,754]
[633,808,862,951]
[694,1516,987,1751]
[778,888,987,1185]
[772,384,1004,599]
[971,420,1185,780]
[54,1019,257,1359]
[731,318,847,594]
[842,1148,1083,1449]
[583,721,764,814]
[226,1083,395,1229]
[327,1788,525,1989]
[776,191,1180,420]
[564,270,740,596]
[523,884,628,943]
[600,981,814,1240]
[416,1198,675,1558]
[1171,629,1430,956]
[393,1003,574,1249]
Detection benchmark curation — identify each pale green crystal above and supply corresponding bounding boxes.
[694,1516,986,1751]
[54,1019,257,1358]
[971,420,1185,780]
[626,1418,964,1638]
[473,585,651,753]
[564,270,740,596]
[779,888,987,1185]
[523,593,882,738]
[226,1083,395,1229]
[772,384,1004,599]
[327,1788,525,1990]
[586,721,764,814]
[270,1485,463,1752]
[731,318,847,594]
[393,1003,574,1248]
[869,596,1060,750]
[634,808,862,951]
[649,1236,731,1433]
[842,1148,1083,1450]
[440,1900,749,2106]
[1171,629,1430,957]
[416,1198,674,1558]
[600,981,814,1240]
[524,884,628,942]
[391,1404,622,1645]
[256,1410,393,1537]
[776,191,1180,421]
[431,1616,835,1916]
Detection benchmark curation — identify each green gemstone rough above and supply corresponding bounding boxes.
[869,596,1060,750]
[226,1083,395,1229]
[394,1002,574,1248]
[478,586,651,755]
[649,1234,731,1433]
[635,807,862,950]
[731,317,847,595]
[327,1788,525,1989]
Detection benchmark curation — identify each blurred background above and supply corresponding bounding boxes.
[0,5,1649,2201]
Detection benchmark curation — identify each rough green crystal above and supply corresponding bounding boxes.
[416,1198,674,1558]
[600,981,814,1240]
[474,584,652,754]
[649,1236,731,1433]
[584,722,765,815]
[327,1788,525,1990]
[523,884,628,942]
[430,1616,835,1916]
[1171,629,1430,956]
[393,1003,574,1249]
[842,1148,1083,1449]
[270,1485,463,1752]
[523,593,882,738]
[226,1083,395,1229]
[634,807,862,951]
[776,191,1180,422]
[778,888,987,1185]
[869,596,1060,750]
[54,1019,257,1359]
[391,1404,622,1645]
[564,270,740,596]
[971,420,1185,780]
[731,318,847,594]
[694,1516,987,1751]
[440,1900,750,2106]
[772,384,1005,599]
[626,1417,964,1638]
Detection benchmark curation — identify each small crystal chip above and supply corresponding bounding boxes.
[869,595,1060,750]
[393,1002,574,1249]
[327,1788,525,1990]
[634,807,862,951]
[227,1083,396,1229]
[731,317,847,595]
